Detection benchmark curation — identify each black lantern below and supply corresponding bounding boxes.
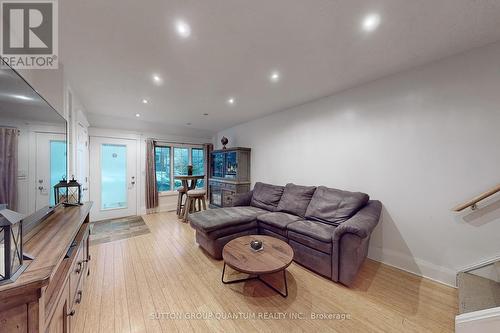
[0,208,26,284]
[54,176,82,206]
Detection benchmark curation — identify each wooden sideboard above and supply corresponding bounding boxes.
[0,202,92,333]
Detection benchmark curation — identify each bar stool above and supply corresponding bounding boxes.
[176,186,187,217]
[183,189,207,222]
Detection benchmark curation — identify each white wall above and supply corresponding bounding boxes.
[215,42,500,286]
[88,127,210,217]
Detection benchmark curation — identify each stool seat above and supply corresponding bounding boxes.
[183,189,207,222]
[187,189,206,196]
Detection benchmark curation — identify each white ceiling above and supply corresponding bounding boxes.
[60,0,500,136]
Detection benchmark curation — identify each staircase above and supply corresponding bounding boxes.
[457,262,500,314]
[453,185,500,332]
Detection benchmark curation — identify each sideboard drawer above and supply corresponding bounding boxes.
[69,241,85,306]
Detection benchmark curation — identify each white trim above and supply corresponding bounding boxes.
[457,255,500,273]
[159,191,178,197]
[456,307,500,323]
[368,246,457,287]
[456,306,500,333]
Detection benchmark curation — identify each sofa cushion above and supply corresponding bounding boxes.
[206,220,258,240]
[257,212,302,229]
[289,239,332,277]
[287,220,336,243]
[189,206,267,233]
[276,183,316,217]
[258,212,302,236]
[305,186,369,226]
[250,182,284,211]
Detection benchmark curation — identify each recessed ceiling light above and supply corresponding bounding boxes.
[227,97,235,105]
[152,74,163,85]
[361,13,381,32]
[186,122,192,126]
[203,113,209,116]
[135,113,141,118]
[269,70,280,83]
[175,19,191,38]
[142,98,149,104]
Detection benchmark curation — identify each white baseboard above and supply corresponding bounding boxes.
[368,246,457,287]
[456,307,500,333]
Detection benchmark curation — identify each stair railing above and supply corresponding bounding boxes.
[452,184,500,212]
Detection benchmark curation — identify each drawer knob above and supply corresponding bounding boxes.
[75,262,83,274]
[68,310,75,317]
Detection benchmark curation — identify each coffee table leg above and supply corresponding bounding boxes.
[221,263,289,298]
[221,262,258,284]
[258,269,288,298]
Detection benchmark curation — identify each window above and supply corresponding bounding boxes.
[173,147,189,190]
[191,148,204,188]
[49,140,67,206]
[155,146,170,191]
[154,144,205,192]
[101,144,127,209]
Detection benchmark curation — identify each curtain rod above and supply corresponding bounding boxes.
[0,126,21,135]
[149,138,211,146]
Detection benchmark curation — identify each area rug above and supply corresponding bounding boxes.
[90,215,150,245]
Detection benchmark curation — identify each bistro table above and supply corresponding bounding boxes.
[174,175,205,191]
[174,175,205,217]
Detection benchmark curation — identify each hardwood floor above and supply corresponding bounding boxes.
[73,212,458,332]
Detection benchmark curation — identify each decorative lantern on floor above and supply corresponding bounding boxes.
[0,208,26,284]
[54,176,82,206]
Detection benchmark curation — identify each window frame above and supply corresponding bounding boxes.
[154,143,206,195]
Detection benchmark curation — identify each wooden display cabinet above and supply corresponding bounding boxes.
[209,147,251,208]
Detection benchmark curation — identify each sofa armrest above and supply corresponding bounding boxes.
[233,190,253,207]
[333,200,382,241]
[331,200,382,286]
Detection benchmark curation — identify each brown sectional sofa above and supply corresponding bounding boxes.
[189,182,382,287]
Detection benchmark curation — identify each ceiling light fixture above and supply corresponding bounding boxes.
[227,97,235,105]
[361,13,381,32]
[175,19,191,38]
[152,74,163,85]
[269,70,280,83]
[142,98,149,104]
[203,113,209,116]
[135,113,141,118]
[12,94,34,101]
[186,122,192,126]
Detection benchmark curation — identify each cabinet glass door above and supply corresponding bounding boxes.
[225,152,237,178]
[212,152,225,178]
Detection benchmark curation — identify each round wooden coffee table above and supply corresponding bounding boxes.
[221,235,294,297]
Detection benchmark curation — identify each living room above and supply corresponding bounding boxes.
[1,1,500,332]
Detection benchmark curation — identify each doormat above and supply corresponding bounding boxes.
[90,215,150,245]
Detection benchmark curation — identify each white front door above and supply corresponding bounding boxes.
[89,137,137,221]
[76,123,89,202]
[35,132,67,210]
